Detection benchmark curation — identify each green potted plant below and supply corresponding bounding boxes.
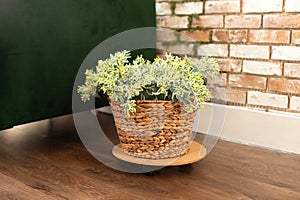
[78,50,219,160]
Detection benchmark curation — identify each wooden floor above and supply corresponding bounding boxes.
[0,112,300,200]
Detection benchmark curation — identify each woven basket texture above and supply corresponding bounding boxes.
[110,100,196,159]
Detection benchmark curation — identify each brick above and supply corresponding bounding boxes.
[229,74,267,89]
[180,30,210,43]
[285,0,300,12]
[213,30,247,43]
[243,60,282,76]
[221,73,227,86]
[207,73,227,87]
[197,44,228,57]
[213,30,229,43]
[156,16,189,29]
[225,15,261,28]
[205,0,240,14]
[249,30,290,44]
[157,42,165,51]
[192,15,223,28]
[209,87,227,102]
[284,63,300,78]
[156,3,171,16]
[272,46,300,61]
[247,91,288,108]
[226,88,247,104]
[230,45,269,59]
[268,78,300,94]
[175,2,203,15]
[263,14,300,28]
[156,28,177,42]
[157,42,194,55]
[228,30,248,43]
[209,87,246,104]
[290,96,300,111]
[243,0,282,13]
[216,58,242,72]
[292,31,300,45]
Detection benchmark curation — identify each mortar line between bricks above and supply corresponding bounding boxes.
[240,0,243,13]
[289,30,293,44]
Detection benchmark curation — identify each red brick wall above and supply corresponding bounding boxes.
[156,0,300,114]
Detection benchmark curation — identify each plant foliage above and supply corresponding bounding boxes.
[78,50,220,115]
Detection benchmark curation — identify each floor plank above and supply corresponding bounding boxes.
[0,172,57,200]
[0,113,299,199]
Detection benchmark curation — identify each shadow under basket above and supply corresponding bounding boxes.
[109,100,196,160]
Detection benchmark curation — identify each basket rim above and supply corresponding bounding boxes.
[108,97,181,104]
[134,99,180,103]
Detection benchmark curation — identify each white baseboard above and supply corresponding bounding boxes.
[194,103,300,155]
[98,103,300,154]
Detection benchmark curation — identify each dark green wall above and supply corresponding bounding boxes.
[0,0,156,129]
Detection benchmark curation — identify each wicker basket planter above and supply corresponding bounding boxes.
[78,51,220,161]
[110,100,196,159]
